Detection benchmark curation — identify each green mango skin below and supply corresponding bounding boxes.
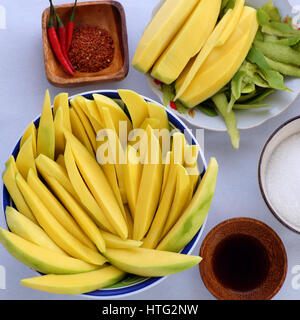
[157,158,218,253]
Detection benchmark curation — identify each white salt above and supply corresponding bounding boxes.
[265,133,300,230]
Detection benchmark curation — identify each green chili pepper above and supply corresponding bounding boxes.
[264,56,300,77]
[233,103,269,110]
[264,35,300,47]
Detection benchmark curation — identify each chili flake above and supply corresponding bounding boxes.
[68,26,114,73]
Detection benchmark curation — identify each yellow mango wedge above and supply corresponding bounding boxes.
[147,102,169,131]
[69,98,97,153]
[36,90,55,159]
[161,165,191,238]
[5,206,67,256]
[64,129,128,240]
[26,169,95,250]
[118,89,149,129]
[0,228,98,275]
[216,0,245,47]
[124,205,134,238]
[175,9,233,101]
[104,247,201,277]
[93,94,132,137]
[124,145,142,217]
[3,160,37,224]
[176,6,259,107]
[132,0,199,73]
[64,142,115,233]
[53,92,72,132]
[20,122,37,157]
[53,106,65,157]
[172,132,186,165]
[101,231,142,249]
[16,173,106,265]
[70,107,94,155]
[21,266,126,295]
[45,175,106,253]
[56,154,66,169]
[151,0,221,84]
[16,136,37,179]
[35,154,78,200]
[161,151,171,197]
[133,126,163,241]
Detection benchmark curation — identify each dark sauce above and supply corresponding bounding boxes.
[212,234,270,292]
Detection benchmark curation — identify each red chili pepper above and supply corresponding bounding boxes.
[47,6,74,76]
[170,101,178,111]
[49,0,74,72]
[66,0,77,53]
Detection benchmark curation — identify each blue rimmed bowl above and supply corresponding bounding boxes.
[2,90,207,299]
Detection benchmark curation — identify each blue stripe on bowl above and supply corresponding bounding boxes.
[2,90,207,298]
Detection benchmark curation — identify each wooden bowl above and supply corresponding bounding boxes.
[199,218,287,300]
[41,1,129,87]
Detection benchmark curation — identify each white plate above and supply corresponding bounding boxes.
[145,0,300,131]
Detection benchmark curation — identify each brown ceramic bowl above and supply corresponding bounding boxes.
[41,1,129,87]
[199,218,287,300]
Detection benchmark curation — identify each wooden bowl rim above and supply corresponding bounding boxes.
[199,217,287,300]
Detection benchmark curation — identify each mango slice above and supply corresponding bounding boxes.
[147,102,169,131]
[5,206,67,256]
[151,0,221,84]
[0,227,97,275]
[118,89,149,129]
[157,158,218,253]
[64,129,128,240]
[101,231,142,249]
[3,160,37,224]
[45,175,106,253]
[104,247,202,277]
[133,126,163,241]
[175,9,233,100]
[53,106,65,157]
[20,122,37,157]
[16,136,37,179]
[53,92,72,132]
[36,90,55,159]
[16,173,106,265]
[56,154,66,169]
[176,7,259,108]
[132,0,199,73]
[21,266,126,295]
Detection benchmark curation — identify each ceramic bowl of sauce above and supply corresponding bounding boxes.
[199,218,287,300]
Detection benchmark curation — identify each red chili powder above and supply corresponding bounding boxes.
[68,26,114,73]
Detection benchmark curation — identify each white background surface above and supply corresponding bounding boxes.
[0,0,300,300]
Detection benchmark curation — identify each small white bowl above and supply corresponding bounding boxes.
[258,116,300,234]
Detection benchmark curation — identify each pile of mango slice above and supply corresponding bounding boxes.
[1,89,218,295]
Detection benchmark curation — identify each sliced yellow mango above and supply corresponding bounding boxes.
[20,122,37,157]
[133,126,163,241]
[124,205,134,238]
[69,98,97,153]
[70,107,94,155]
[216,0,245,47]
[26,169,95,250]
[118,90,149,129]
[101,231,142,249]
[0,228,98,275]
[104,247,201,277]
[53,106,65,157]
[3,161,37,224]
[172,132,186,165]
[93,94,132,137]
[176,7,259,107]
[21,266,125,295]
[5,206,67,256]
[161,165,191,238]
[53,92,72,132]
[64,129,128,240]
[64,143,115,233]
[36,89,55,159]
[56,154,66,169]
[151,0,221,84]
[161,151,172,197]
[132,0,199,73]
[35,154,78,200]
[124,145,142,217]
[175,9,233,100]
[45,175,106,253]
[147,102,169,131]
[16,173,106,265]
[16,136,37,179]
